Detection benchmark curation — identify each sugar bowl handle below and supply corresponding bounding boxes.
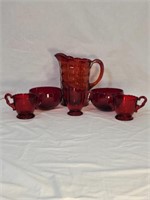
[89,59,104,89]
[4,93,16,110]
[135,96,147,112]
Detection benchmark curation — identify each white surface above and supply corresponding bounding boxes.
[0,0,150,200]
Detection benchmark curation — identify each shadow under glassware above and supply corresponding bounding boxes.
[66,87,87,116]
[4,93,38,119]
[29,86,62,110]
[90,88,124,111]
[55,53,104,106]
[114,94,147,121]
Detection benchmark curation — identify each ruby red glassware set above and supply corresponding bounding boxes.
[4,53,147,120]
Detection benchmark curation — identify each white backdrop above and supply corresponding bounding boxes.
[0,0,150,200]
[1,0,150,96]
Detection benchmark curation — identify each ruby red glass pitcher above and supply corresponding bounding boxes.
[55,53,104,105]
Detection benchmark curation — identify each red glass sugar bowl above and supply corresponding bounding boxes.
[90,88,124,111]
[29,86,62,110]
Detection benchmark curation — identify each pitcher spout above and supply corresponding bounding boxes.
[55,53,68,62]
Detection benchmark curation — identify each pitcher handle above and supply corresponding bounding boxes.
[135,96,147,112]
[4,93,16,110]
[89,59,104,89]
